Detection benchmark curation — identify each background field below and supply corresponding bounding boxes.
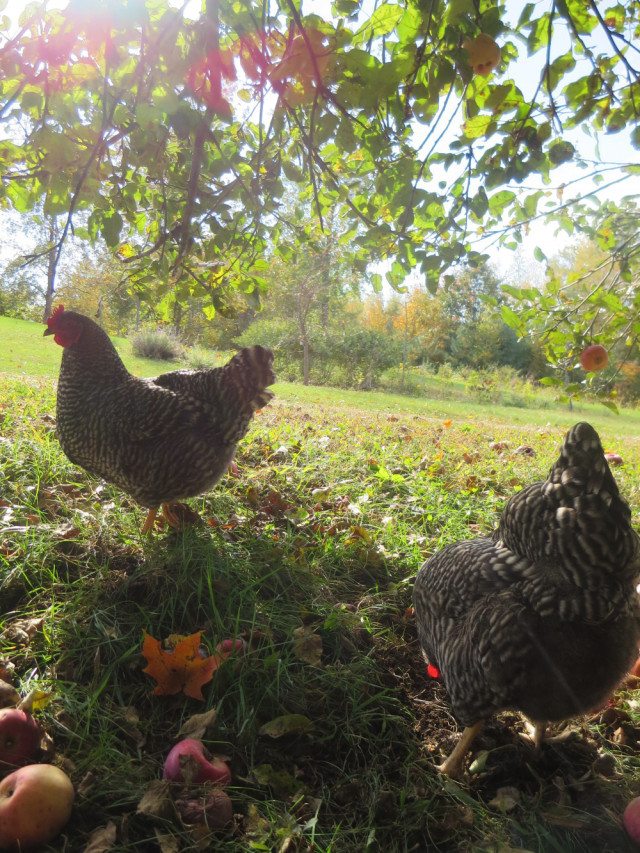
[1,318,639,851]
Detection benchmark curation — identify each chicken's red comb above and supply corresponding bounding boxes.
[426,663,441,679]
[47,305,65,326]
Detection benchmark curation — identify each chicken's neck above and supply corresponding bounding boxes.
[61,335,130,384]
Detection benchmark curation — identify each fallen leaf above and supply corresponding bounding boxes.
[252,764,302,798]
[53,523,82,540]
[292,626,323,667]
[178,707,218,740]
[259,714,313,738]
[19,689,53,713]
[154,830,180,853]
[488,786,521,813]
[443,419,452,428]
[77,771,97,798]
[82,821,117,853]
[0,680,20,708]
[136,780,175,820]
[540,806,590,829]
[141,631,223,700]
[244,803,271,840]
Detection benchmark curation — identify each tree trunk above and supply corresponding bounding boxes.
[302,333,310,385]
[42,216,59,323]
[173,301,183,334]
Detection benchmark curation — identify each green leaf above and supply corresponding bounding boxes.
[463,115,493,140]
[259,714,313,738]
[101,211,124,248]
[548,140,575,165]
[354,3,403,43]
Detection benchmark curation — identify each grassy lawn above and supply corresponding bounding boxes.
[1,317,640,851]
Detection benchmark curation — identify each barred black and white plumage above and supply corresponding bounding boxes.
[45,307,274,512]
[413,422,640,775]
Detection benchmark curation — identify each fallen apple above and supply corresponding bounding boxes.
[0,763,74,850]
[0,709,41,773]
[463,33,501,77]
[623,796,640,844]
[163,739,231,786]
[604,452,623,466]
[215,639,247,657]
[176,788,233,829]
[579,344,608,372]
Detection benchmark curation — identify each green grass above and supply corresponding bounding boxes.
[1,319,640,851]
[3,315,640,438]
[0,315,199,378]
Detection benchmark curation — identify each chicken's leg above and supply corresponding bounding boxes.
[523,719,547,749]
[437,721,484,779]
[141,507,159,535]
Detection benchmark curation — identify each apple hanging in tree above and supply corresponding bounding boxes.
[463,33,501,77]
[580,344,609,372]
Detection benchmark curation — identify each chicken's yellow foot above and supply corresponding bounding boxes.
[141,507,159,535]
[437,721,484,779]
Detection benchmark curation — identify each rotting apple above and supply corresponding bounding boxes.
[579,344,609,372]
[463,33,501,77]
[623,796,640,844]
[215,639,247,657]
[0,763,74,850]
[0,709,41,773]
[176,788,233,830]
[163,739,231,786]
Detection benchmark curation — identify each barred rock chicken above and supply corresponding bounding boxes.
[413,422,640,778]
[44,306,275,532]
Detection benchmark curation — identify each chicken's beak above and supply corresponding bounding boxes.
[43,327,53,336]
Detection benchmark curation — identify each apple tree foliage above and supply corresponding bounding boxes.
[0,0,639,321]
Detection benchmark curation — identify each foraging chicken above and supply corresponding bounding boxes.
[44,306,275,532]
[413,422,640,778]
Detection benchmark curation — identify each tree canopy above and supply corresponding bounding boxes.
[0,0,639,314]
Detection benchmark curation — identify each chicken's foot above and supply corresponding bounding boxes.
[522,720,547,749]
[437,721,484,779]
[141,507,159,535]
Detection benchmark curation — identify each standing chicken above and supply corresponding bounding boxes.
[44,306,275,532]
[413,422,640,778]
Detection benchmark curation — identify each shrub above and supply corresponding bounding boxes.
[187,346,217,369]
[130,328,184,361]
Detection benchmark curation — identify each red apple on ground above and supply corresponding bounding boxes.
[0,763,74,850]
[623,796,640,844]
[580,344,609,372]
[0,709,41,773]
[163,739,231,786]
[215,639,247,657]
[604,452,623,466]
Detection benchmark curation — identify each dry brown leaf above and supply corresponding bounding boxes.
[136,780,175,820]
[82,821,117,853]
[154,830,181,853]
[178,707,218,740]
[0,679,20,708]
[292,626,323,667]
[77,771,97,798]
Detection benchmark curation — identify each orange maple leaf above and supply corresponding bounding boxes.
[141,631,224,700]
